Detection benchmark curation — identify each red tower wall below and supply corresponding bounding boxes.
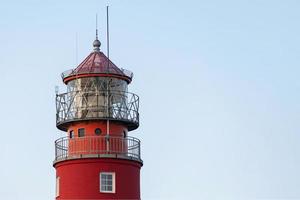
[68,121,128,137]
[55,158,142,200]
[54,38,142,200]
[67,121,129,157]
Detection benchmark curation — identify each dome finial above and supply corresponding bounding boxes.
[93,14,101,52]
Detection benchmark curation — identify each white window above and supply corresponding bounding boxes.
[56,177,60,197]
[100,172,115,193]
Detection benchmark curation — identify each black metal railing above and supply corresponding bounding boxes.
[56,90,139,131]
[54,136,141,163]
[61,68,133,80]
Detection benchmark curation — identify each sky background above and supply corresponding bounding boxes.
[0,0,300,199]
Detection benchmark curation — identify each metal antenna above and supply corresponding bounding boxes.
[93,13,101,52]
[106,5,110,137]
[96,14,98,40]
[106,5,110,73]
[76,32,78,65]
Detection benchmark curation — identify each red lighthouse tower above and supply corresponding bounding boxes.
[53,29,142,199]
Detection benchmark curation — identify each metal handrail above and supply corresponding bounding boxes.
[57,90,139,100]
[54,136,142,163]
[61,68,134,80]
[56,90,139,130]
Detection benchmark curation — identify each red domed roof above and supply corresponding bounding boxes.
[62,50,133,84]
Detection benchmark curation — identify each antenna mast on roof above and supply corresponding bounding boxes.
[106,5,110,136]
[96,14,98,40]
[76,32,78,66]
[106,5,110,73]
[93,14,101,52]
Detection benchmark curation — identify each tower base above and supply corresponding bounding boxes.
[54,158,142,200]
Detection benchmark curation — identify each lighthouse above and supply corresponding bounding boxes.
[53,28,142,199]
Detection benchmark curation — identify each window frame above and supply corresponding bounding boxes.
[99,172,116,193]
[78,128,85,137]
[95,128,102,136]
[69,130,74,139]
[56,176,60,197]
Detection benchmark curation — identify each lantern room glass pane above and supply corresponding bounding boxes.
[67,77,128,93]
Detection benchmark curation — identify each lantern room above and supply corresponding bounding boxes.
[55,37,139,132]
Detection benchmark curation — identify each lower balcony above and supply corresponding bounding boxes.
[54,136,142,164]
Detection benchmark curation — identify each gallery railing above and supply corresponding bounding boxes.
[54,136,141,163]
[61,68,133,80]
[56,90,139,130]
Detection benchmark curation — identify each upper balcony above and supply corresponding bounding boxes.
[56,90,139,131]
[54,136,142,164]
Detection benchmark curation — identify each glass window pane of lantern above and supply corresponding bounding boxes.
[66,77,128,119]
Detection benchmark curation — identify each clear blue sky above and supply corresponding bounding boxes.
[0,0,300,199]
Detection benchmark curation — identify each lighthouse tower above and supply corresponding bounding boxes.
[53,31,142,199]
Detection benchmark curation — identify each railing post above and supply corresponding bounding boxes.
[55,141,57,160]
[138,140,141,159]
[106,135,110,153]
[64,138,67,159]
[54,136,142,162]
